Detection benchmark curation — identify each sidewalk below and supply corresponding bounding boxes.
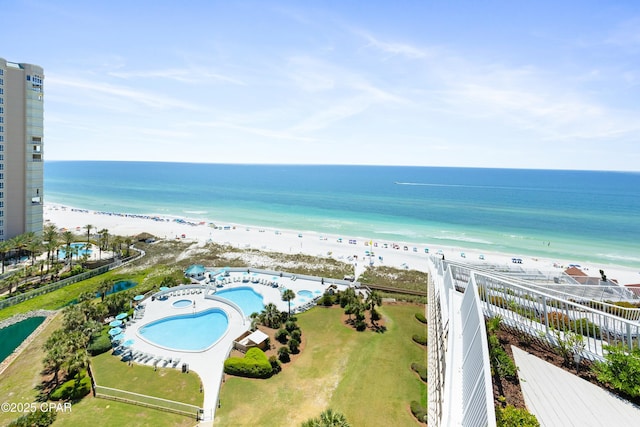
[512,346,640,426]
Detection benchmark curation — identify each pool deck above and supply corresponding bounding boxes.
[112,270,349,422]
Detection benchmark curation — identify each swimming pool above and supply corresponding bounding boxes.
[138,308,229,352]
[172,299,192,308]
[58,242,92,259]
[298,290,314,299]
[215,287,265,317]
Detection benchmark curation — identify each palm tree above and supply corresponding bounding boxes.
[124,236,133,257]
[62,230,74,264]
[0,240,11,274]
[43,330,68,387]
[281,289,296,318]
[26,236,43,267]
[98,228,109,259]
[43,224,59,268]
[83,224,93,247]
[98,279,113,302]
[319,409,350,426]
[112,236,123,258]
[260,303,282,329]
[365,290,382,324]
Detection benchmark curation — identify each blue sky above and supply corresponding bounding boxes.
[2,1,639,170]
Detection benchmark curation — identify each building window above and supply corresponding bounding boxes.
[0,98,3,104]
[0,88,3,95]
[0,126,3,133]
[0,107,3,113]
[0,135,3,142]
[0,117,3,123]
[0,164,3,171]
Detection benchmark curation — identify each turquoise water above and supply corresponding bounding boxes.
[172,299,193,308]
[58,242,92,259]
[298,290,313,298]
[138,309,228,351]
[44,161,640,268]
[0,317,46,363]
[215,287,265,317]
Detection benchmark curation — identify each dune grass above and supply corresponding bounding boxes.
[214,303,426,426]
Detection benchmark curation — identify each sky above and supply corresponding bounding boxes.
[2,1,639,170]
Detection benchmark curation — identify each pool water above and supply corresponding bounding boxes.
[0,317,46,363]
[139,309,228,351]
[298,290,314,298]
[58,242,92,259]
[173,299,193,308]
[215,287,265,317]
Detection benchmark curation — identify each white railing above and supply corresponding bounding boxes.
[94,384,202,420]
[429,257,496,427]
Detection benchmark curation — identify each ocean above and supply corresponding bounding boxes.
[44,161,640,269]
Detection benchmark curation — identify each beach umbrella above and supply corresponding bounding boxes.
[217,276,225,281]
[109,319,123,327]
[112,332,125,341]
[122,339,134,347]
[115,312,128,320]
[159,286,169,291]
[272,276,279,281]
[109,327,123,336]
[133,294,145,301]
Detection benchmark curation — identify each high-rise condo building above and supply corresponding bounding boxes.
[0,58,44,241]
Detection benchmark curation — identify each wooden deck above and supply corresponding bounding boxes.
[512,346,640,426]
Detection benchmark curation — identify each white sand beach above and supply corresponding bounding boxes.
[44,203,640,287]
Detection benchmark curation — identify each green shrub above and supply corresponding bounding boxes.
[412,334,427,346]
[288,338,300,354]
[411,362,427,382]
[8,408,57,427]
[320,292,335,306]
[410,400,427,424]
[593,345,640,398]
[275,328,288,344]
[496,404,539,427]
[290,329,301,342]
[415,312,427,324]
[571,318,600,337]
[285,320,299,333]
[278,346,290,363]
[268,355,281,374]
[355,320,366,331]
[488,334,517,379]
[50,371,91,401]
[87,332,112,356]
[223,348,273,378]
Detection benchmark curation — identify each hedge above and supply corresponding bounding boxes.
[412,334,427,346]
[88,330,112,356]
[410,400,427,424]
[8,408,56,427]
[50,371,91,401]
[411,362,427,382]
[415,312,427,324]
[496,404,539,427]
[224,348,273,378]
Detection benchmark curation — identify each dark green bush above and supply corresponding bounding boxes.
[223,348,273,378]
[278,346,290,363]
[496,404,539,427]
[320,292,335,306]
[290,329,301,342]
[288,338,300,354]
[87,332,112,356]
[8,408,57,427]
[275,328,288,344]
[411,362,427,382]
[412,334,427,346]
[355,320,367,331]
[268,355,281,374]
[285,320,299,333]
[50,371,91,401]
[410,400,427,424]
[415,312,427,324]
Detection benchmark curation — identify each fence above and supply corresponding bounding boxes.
[428,257,496,427]
[0,248,145,310]
[93,385,203,420]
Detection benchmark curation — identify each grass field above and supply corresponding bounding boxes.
[214,303,427,426]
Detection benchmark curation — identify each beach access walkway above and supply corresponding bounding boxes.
[512,346,640,426]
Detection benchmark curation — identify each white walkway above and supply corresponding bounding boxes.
[512,346,640,426]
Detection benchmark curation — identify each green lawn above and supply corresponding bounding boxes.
[90,352,203,406]
[214,303,427,426]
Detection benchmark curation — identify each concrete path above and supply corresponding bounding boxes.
[512,346,640,426]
